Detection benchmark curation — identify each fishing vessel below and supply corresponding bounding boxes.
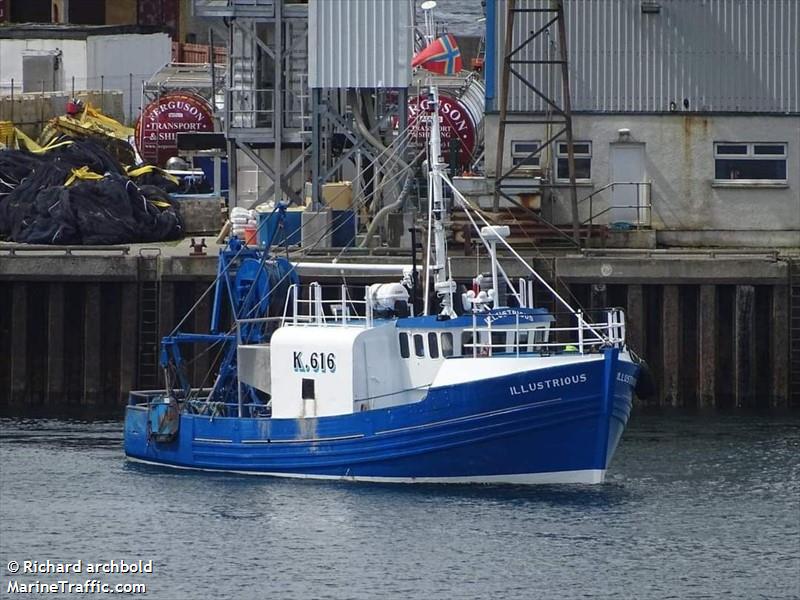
[124,102,643,483]
[124,12,646,484]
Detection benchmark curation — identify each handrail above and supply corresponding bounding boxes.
[583,204,652,226]
[579,181,652,235]
[464,307,626,357]
[281,283,373,327]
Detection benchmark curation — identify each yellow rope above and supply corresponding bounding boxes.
[126,165,180,186]
[65,166,105,186]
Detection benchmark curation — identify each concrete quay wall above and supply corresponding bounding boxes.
[0,249,797,412]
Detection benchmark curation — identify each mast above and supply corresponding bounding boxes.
[428,86,456,318]
[421,1,456,318]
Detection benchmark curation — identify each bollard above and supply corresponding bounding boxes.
[189,238,208,257]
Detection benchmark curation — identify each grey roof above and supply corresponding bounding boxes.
[0,23,169,40]
[492,0,799,114]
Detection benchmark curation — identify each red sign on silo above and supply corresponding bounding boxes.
[135,92,214,167]
[408,93,478,168]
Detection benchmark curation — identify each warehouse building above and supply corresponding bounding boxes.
[485,0,799,247]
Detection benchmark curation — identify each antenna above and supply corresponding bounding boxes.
[420,0,437,43]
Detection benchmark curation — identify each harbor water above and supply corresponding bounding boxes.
[1,413,797,599]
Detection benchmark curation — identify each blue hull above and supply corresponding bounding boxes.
[124,350,637,484]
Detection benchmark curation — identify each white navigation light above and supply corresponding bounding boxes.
[421,1,437,10]
[480,225,511,242]
[434,280,457,294]
[370,283,410,312]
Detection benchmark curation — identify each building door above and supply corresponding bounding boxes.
[610,143,646,224]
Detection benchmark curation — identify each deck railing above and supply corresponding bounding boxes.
[463,308,626,357]
[282,283,373,327]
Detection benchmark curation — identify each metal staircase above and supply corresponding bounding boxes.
[493,0,581,243]
[137,253,162,390]
[449,206,605,251]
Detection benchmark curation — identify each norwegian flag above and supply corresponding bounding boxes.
[412,34,463,75]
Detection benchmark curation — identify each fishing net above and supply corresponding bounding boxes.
[0,138,184,245]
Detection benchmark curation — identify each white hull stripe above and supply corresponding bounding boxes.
[432,354,606,388]
[375,397,563,436]
[126,456,605,485]
[241,433,365,444]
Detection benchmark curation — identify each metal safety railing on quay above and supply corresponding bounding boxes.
[580,181,652,236]
[193,0,276,16]
[225,88,308,132]
[0,244,131,256]
[282,283,373,328]
[464,308,627,358]
[2,73,162,126]
[580,247,781,261]
[227,88,276,130]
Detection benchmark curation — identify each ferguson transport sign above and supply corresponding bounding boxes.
[135,92,214,166]
[408,93,477,167]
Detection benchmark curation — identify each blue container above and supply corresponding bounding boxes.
[331,210,356,247]
[194,157,229,194]
[258,209,302,247]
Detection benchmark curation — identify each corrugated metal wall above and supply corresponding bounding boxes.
[308,0,412,89]
[493,0,799,113]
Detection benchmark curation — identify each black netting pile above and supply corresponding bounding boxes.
[0,139,184,245]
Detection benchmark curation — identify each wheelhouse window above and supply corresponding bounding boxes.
[399,332,410,359]
[511,140,541,168]
[461,331,474,355]
[413,334,425,358]
[714,142,787,183]
[556,141,592,181]
[491,332,506,354]
[440,332,454,357]
[428,332,439,358]
[515,330,529,351]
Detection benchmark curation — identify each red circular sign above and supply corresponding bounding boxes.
[408,93,477,167]
[135,92,214,166]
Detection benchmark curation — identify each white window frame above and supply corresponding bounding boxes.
[713,142,788,185]
[511,140,541,168]
[427,332,439,359]
[413,333,425,358]
[556,141,592,183]
[398,332,410,359]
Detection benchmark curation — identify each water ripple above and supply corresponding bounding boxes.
[1,413,798,600]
